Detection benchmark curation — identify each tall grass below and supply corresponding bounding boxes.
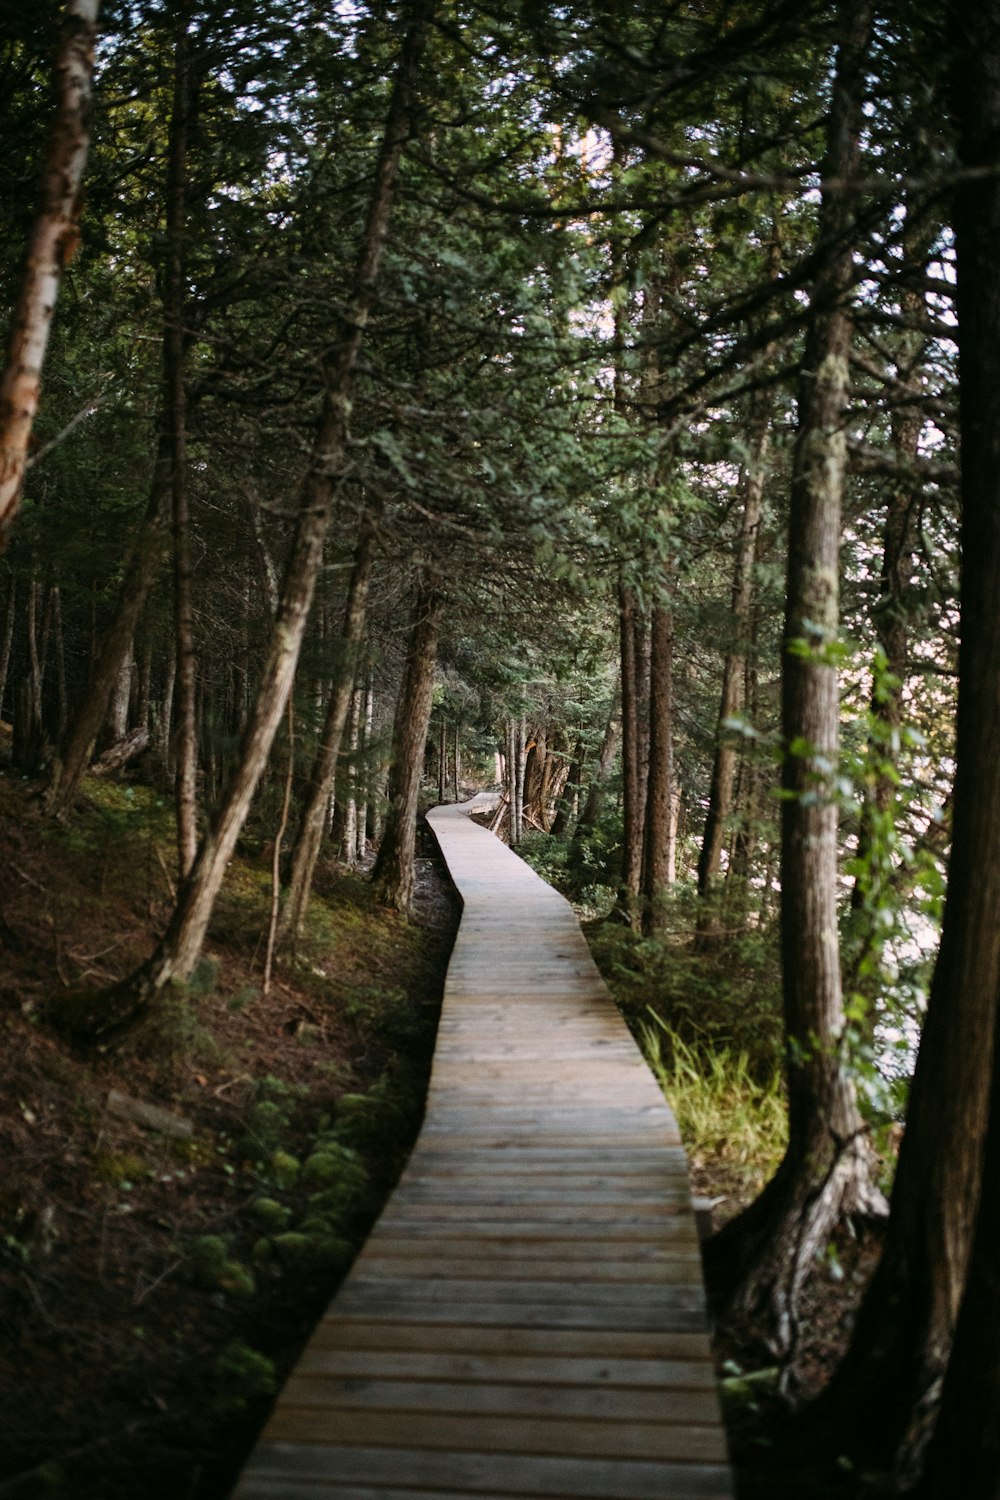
[640,1015,787,1200]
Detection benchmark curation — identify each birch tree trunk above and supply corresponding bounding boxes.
[0,0,100,549]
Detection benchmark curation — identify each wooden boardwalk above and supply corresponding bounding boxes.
[232,795,732,1500]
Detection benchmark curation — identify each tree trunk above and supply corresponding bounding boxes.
[805,4,1000,1477]
[371,577,443,913]
[46,432,171,814]
[698,408,769,899]
[13,576,45,772]
[453,721,461,803]
[618,581,645,919]
[704,0,884,1356]
[280,513,377,938]
[642,598,674,935]
[437,715,447,804]
[106,643,133,743]
[0,0,100,549]
[356,674,373,860]
[0,574,15,719]
[342,688,361,865]
[515,713,527,846]
[166,7,197,879]
[51,1,430,1039]
[263,699,294,998]
[552,734,585,837]
[575,691,620,835]
[505,718,517,844]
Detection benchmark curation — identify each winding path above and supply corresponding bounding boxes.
[233,795,733,1499]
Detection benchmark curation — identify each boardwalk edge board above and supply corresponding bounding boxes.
[232,794,733,1499]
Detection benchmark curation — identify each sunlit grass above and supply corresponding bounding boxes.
[639,1014,787,1201]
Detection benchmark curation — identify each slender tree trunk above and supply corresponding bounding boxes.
[575,691,621,835]
[371,577,443,913]
[0,0,100,549]
[165,7,197,879]
[280,513,377,938]
[437,716,447,804]
[159,644,176,769]
[13,575,45,771]
[618,582,645,918]
[0,574,15,718]
[698,409,769,898]
[453,722,461,802]
[46,433,171,814]
[552,734,585,837]
[642,598,674,934]
[704,0,884,1356]
[342,688,361,865]
[263,699,294,998]
[515,713,527,845]
[107,643,132,742]
[52,2,431,1038]
[506,717,517,844]
[807,5,1000,1477]
[356,674,373,859]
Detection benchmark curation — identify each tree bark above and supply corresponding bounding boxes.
[617,581,645,919]
[52,0,431,1039]
[371,577,443,913]
[356,672,373,860]
[46,436,171,814]
[704,0,884,1356]
[806,3,1000,1476]
[698,408,769,899]
[453,721,461,803]
[515,713,527,845]
[280,513,377,939]
[165,6,197,879]
[574,689,621,836]
[641,598,674,934]
[551,734,584,837]
[0,574,15,719]
[0,0,100,549]
[437,715,447,804]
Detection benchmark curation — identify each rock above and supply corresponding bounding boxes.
[105,1088,193,1140]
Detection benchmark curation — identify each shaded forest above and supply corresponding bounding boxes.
[2,0,1000,1496]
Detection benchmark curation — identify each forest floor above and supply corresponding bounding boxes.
[0,760,886,1500]
[0,760,458,1500]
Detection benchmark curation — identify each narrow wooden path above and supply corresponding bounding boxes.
[233,795,732,1499]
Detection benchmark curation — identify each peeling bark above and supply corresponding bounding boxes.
[0,0,100,548]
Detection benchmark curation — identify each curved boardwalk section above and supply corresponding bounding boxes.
[233,797,732,1499]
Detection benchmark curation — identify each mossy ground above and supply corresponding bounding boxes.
[0,769,457,1500]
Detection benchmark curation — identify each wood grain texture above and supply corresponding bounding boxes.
[231,795,733,1499]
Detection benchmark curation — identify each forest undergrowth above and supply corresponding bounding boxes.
[0,751,458,1500]
[520,826,895,1499]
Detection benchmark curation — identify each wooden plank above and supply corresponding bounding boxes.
[235,1444,734,1499]
[263,1409,729,1464]
[279,1376,722,1425]
[353,1256,702,1283]
[293,1349,718,1389]
[338,1278,708,1309]
[309,1321,715,1361]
